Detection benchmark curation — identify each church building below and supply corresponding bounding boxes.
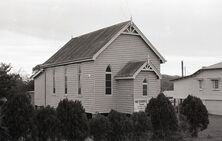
[33,20,166,114]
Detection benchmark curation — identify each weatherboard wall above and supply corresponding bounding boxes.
[34,72,45,106]
[94,34,161,113]
[116,79,134,114]
[34,61,95,113]
[134,71,160,100]
[172,69,222,115]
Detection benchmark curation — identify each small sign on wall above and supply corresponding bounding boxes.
[134,99,148,112]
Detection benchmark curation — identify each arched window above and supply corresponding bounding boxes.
[78,65,81,94]
[53,69,56,93]
[64,67,67,94]
[105,65,112,95]
[143,79,148,96]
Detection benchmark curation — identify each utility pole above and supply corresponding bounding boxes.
[181,61,184,77]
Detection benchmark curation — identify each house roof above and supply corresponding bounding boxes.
[203,62,222,69]
[115,61,162,80]
[115,61,146,78]
[172,61,222,81]
[42,21,130,67]
[37,20,166,69]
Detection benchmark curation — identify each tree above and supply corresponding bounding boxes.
[0,114,10,141]
[89,114,111,141]
[180,95,209,137]
[2,94,34,141]
[0,63,15,99]
[131,111,151,139]
[0,63,31,102]
[146,93,178,140]
[33,106,59,141]
[107,110,133,141]
[56,99,88,141]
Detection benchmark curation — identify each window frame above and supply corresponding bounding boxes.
[105,65,112,95]
[53,69,56,94]
[198,79,203,90]
[212,79,219,90]
[64,67,68,94]
[78,65,82,95]
[142,78,148,96]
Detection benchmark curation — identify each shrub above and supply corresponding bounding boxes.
[89,114,111,141]
[56,99,88,141]
[131,111,152,140]
[180,95,209,137]
[33,106,59,141]
[146,93,178,140]
[2,94,34,140]
[107,110,133,141]
[0,114,10,141]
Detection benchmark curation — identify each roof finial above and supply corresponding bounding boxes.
[147,54,150,64]
[130,16,133,25]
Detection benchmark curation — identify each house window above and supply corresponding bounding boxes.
[78,65,81,94]
[212,79,219,89]
[64,67,67,94]
[53,69,56,93]
[198,80,203,89]
[105,65,112,95]
[143,79,148,96]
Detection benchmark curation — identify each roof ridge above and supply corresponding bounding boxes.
[71,20,130,39]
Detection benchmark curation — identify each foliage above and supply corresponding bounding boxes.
[178,114,191,137]
[0,63,34,102]
[33,106,60,141]
[89,114,111,141]
[0,63,15,99]
[107,110,133,141]
[2,94,34,140]
[146,93,178,140]
[180,95,209,137]
[131,111,152,140]
[0,114,10,141]
[56,99,88,141]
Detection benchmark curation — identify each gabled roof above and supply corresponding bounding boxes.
[39,21,166,68]
[115,61,146,79]
[115,61,162,80]
[172,61,222,81]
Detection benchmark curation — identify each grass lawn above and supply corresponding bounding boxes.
[185,115,222,141]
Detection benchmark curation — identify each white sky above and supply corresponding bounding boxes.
[0,0,222,76]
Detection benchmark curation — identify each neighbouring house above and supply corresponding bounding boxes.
[165,62,222,115]
[33,21,166,115]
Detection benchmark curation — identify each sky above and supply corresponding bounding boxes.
[0,0,222,77]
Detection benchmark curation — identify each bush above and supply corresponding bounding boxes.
[131,111,152,140]
[33,106,59,141]
[56,99,88,141]
[0,114,10,141]
[108,110,133,141]
[2,94,34,140]
[180,95,209,137]
[146,93,178,140]
[89,114,111,141]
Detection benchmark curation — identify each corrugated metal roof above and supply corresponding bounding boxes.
[115,61,146,78]
[203,62,222,69]
[172,62,222,81]
[43,21,130,67]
